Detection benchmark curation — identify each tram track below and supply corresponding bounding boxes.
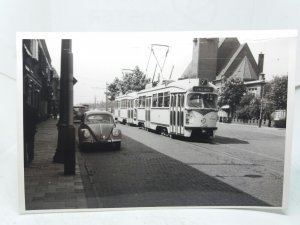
[119,123,284,176]
[182,140,284,176]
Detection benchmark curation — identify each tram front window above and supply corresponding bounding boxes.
[188,93,217,109]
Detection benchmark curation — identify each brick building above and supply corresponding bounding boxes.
[181,38,266,98]
[23,39,58,166]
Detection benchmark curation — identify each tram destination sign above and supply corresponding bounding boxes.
[193,86,214,92]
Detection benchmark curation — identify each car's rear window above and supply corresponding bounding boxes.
[86,114,113,124]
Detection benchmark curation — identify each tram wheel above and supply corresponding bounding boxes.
[160,128,168,136]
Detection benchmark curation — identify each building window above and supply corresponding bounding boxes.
[31,40,39,61]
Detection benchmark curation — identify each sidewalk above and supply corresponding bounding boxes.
[24,119,88,210]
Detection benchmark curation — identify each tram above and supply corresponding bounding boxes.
[114,91,138,125]
[114,78,219,139]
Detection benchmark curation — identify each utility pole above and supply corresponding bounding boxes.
[258,74,266,128]
[105,82,108,112]
[53,39,75,175]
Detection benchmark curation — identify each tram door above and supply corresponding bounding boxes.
[145,97,151,128]
[118,101,120,117]
[170,93,184,135]
[127,100,130,119]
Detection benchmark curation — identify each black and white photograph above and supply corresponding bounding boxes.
[19,32,295,211]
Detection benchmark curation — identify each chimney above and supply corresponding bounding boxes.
[259,73,265,81]
[258,52,264,74]
[190,38,219,82]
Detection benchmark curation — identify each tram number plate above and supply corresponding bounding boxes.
[193,86,213,92]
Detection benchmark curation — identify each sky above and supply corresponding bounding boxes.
[45,32,293,105]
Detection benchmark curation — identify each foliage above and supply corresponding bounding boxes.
[107,77,123,101]
[107,66,149,100]
[264,75,288,110]
[236,94,261,120]
[218,78,247,116]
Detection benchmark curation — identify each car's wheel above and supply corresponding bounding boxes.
[113,142,121,150]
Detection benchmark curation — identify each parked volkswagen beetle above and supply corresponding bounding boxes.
[78,111,122,150]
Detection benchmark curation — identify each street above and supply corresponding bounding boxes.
[78,122,285,208]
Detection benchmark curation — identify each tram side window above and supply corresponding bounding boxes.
[181,95,185,108]
[158,93,163,107]
[164,92,170,107]
[170,95,175,107]
[138,97,141,107]
[141,96,146,108]
[152,94,158,107]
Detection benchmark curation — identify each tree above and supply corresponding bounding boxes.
[218,78,247,117]
[107,66,149,100]
[122,66,149,93]
[236,94,260,120]
[107,77,123,101]
[264,75,288,110]
[263,75,288,127]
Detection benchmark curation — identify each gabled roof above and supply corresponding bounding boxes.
[231,56,258,81]
[216,38,240,74]
[216,43,258,81]
[180,38,259,82]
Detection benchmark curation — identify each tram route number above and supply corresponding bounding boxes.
[193,86,214,92]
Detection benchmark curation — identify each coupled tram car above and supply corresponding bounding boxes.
[113,78,219,139]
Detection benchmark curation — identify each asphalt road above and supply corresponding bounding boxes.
[117,122,286,207]
[77,122,285,208]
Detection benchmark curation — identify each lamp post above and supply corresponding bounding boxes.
[53,39,75,175]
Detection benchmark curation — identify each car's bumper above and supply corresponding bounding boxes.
[81,139,121,144]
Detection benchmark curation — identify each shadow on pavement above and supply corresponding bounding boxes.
[172,135,249,145]
[79,143,119,153]
[213,135,249,144]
